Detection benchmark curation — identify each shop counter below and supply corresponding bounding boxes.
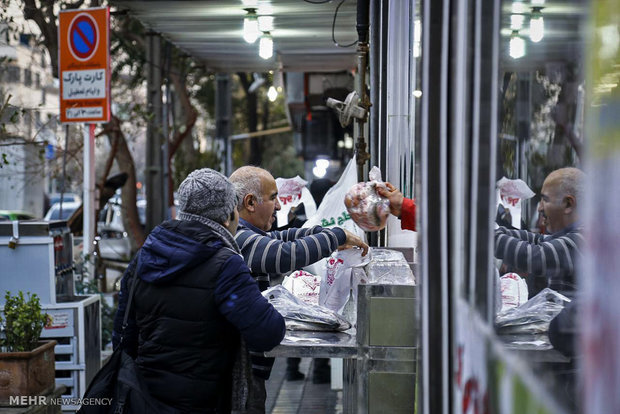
[267,284,418,414]
[266,329,357,359]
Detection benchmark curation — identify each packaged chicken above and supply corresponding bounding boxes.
[344,166,390,231]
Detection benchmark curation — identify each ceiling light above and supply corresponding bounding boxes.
[267,85,278,102]
[511,1,526,14]
[315,159,330,170]
[413,90,422,98]
[531,0,545,5]
[509,31,526,59]
[258,15,274,32]
[312,166,327,178]
[243,9,259,44]
[510,14,525,31]
[258,3,274,16]
[259,32,273,60]
[529,8,544,43]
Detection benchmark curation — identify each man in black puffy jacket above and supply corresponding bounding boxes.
[113,168,285,413]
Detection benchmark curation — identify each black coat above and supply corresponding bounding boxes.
[113,220,286,413]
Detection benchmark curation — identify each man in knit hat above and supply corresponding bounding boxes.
[113,168,285,413]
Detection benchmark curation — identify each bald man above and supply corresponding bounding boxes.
[494,167,585,297]
[229,166,368,412]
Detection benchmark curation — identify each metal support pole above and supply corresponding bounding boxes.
[355,0,371,182]
[59,124,69,217]
[215,73,232,175]
[83,123,95,276]
[162,42,171,218]
[145,32,165,232]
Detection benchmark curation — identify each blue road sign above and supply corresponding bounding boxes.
[45,143,55,160]
[69,15,99,61]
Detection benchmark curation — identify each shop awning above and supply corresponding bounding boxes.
[111,0,359,73]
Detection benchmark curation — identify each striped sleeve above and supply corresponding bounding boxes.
[235,226,346,274]
[494,228,583,279]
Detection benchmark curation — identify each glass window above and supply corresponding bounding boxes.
[7,65,20,83]
[24,68,32,86]
[494,1,587,412]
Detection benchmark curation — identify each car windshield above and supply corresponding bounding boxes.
[50,194,78,205]
[48,206,77,220]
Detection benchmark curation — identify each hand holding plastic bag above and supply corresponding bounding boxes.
[344,166,391,231]
[263,285,352,331]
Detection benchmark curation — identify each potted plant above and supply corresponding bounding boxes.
[0,291,56,405]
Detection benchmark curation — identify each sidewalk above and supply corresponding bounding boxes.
[266,358,342,414]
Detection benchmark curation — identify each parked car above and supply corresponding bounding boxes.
[48,192,81,206]
[43,201,81,221]
[0,210,37,221]
[97,198,146,262]
[95,198,146,292]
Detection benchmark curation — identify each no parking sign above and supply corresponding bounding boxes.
[58,7,110,123]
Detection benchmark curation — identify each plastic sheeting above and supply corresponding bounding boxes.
[263,285,351,332]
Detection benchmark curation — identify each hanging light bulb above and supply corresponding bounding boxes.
[243,9,259,44]
[509,30,526,59]
[529,8,544,43]
[267,85,278,102]
[258,16,274,32]
[511,1,526,14]
[259,32,273,60]
[510,14,525,31]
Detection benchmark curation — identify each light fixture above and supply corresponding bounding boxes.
[511,1,526,14]
[510,14,525,31]
[259,32,273,59]
[531,0,545,5]
[313,159,329,178]
[312,166,327,178]
[529,7,544,43]
[413,19,421,58]
[267,85,278,102]
[316,159,330,170]
[243,9,259,44]
[509,30,526,59]
[258,15,274,32]
[413,90,422,98]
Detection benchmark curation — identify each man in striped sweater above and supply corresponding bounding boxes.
[229,166,368,412]
[494,167,584,298]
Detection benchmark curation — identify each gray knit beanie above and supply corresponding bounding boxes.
[177,168,237,224]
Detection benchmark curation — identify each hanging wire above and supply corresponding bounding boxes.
[332,0,357,47]
[303,0,332,4]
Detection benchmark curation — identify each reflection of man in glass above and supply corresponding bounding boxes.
[494,167,584,298]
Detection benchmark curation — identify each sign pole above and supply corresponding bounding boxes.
[59,6,110,278]
[83,123,96,275]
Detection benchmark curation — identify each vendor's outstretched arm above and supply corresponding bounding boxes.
[377,182,416,231]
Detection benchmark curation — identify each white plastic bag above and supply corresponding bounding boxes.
[275,176,317,228]
[344,166,391,231]
[496,177,535,229]
[303,156,366,277]
[319,249,370,313]
[303,156,365,237]
[263,285,351,331]
[282,270,321,306]
[364,248,415,285]
[496,288,571,334]
[499,272,529,312]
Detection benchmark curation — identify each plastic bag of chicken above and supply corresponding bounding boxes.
[344,166,390,231]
